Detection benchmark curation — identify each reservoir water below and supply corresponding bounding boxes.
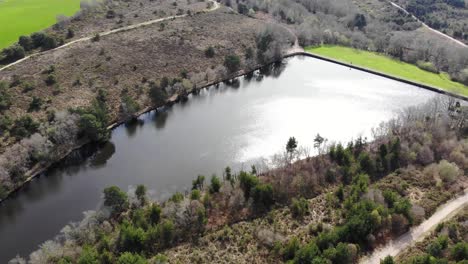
[0,56,439,261]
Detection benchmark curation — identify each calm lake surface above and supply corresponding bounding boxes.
[0,56,439,261]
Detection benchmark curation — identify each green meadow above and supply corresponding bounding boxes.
[0,0,81,50]
[306,45,468,97]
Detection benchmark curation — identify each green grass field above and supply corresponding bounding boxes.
[305,45,468,97]
[0,0,81,50]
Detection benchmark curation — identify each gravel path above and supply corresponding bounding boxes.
[360,189,468,264]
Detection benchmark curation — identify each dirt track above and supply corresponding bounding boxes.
[0,0,220,72]
[389,1,467,48]
[360,189,468,263]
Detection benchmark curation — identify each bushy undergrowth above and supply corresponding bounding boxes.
[18,96,467,263]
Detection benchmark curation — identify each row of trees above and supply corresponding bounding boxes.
[1,32,62,63]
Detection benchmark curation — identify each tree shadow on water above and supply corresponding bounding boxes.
[153,110,170,130]
[90,142,116,168]
[124,118,144,138]
[259,60,287,79]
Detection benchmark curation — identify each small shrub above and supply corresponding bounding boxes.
[0,115,13,132]
[290,197,309,219]
[121,94,140,116]
[154,254,167,263]
[135,185,147,205]
[426,240,443,257]
[103,186,128,215]
[45,74,57,85]
[239,171,259,200]
[92,34,101,42]
[28,96,43,112]
[252,183,274,211]
[160,220,175,247]
[170,192,184,203]
[11,115,39,138]
[209,175,221,193]
[106,10,116,19]
[380,256,395,264]
[117,252,147,264]
[202,192,211,208]
[238,3,248,14]
[18,35,33,51]
[149,82,167,105]
[66,28,75,39]
[118,223,146,253]
[205,46,215,58]
[192,175,205,190]
[282,237,300,260]
[437,160,460,183]
[191,189,201,200]
[451,242,468,261]
[31,32,46,48]
[42,35,58,50]
[79,113,107,141]
[22,82,35,93]
[245,47,254,59]
[180,69,188,78]
[1,44,25,62]
[78,246,99,264]
[224,55,241,73]
[43,65,55,74]
[148,204,162,225]
[0,82,12,111]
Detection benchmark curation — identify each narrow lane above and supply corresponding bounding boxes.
[361,189,468,263]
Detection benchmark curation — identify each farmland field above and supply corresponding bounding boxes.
[0,0,81,50]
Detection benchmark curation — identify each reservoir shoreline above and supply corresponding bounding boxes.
[1,53,466,204]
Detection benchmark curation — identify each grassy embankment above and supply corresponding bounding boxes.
[0,0,81,50]
[306,45,468,97]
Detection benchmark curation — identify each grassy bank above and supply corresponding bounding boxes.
[0,0,81,50]
[305,45,468,97]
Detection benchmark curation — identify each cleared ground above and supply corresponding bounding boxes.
[0,0,80,49]
[306,45,468,97]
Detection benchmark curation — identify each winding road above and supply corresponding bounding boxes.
[360,189,468,264]
[0,0,220,72]
[389,1,467,48]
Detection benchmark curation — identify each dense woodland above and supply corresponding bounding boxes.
[7,96,466,263]
[395,0,468,43]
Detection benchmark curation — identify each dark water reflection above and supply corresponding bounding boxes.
[0,56,438,262]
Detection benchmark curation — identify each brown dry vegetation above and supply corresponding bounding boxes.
[18,97,467,263]
[0,0,297,201]
[0,6,263,144]
[52,0,210,40]
[162,191,337,264]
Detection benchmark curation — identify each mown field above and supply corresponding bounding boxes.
[0,0,81,50]
[306,45,468,97]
